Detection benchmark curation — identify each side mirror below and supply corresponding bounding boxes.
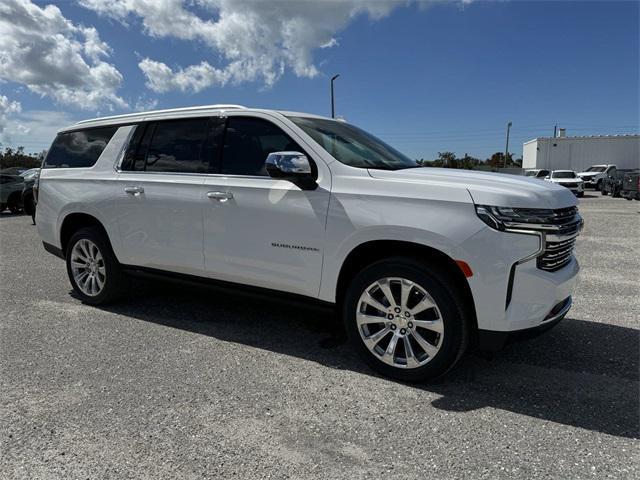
[265,151,316,189]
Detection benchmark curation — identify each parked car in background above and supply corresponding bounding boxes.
[577,164,616,190]
[0,167,29,176]
[621,170,640,201]
[21,168,40,222]
[35,104,582,382]
[0,174,25,213]
[545,170,584,197]
[524,169,550,178]
[600,167,636,197]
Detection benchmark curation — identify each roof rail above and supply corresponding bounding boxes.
[74,104,248,125]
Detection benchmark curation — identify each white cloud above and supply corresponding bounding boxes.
[80,0,460,93]
[0,0,126,110]
[1,109,80,152]
[0,95,24,147]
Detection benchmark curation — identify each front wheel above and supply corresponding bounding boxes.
[66,227,125,305]
[600,186,608,196]
[343,258,469,382]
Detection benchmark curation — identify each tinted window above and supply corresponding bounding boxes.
[121,123,149,171]
[145,119,209,173]
[222,117,303,176]
[44,127,117,168]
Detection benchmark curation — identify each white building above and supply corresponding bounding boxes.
[523,134,639,172]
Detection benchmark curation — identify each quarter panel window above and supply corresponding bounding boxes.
[145,119,209,173]
[222,117,304,176]
[44,127,118,168]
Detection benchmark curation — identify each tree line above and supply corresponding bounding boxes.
[417,151,522,169]
[0,146,46,171]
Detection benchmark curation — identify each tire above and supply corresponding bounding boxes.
[65,227,125,305]
[342,257,469,382]
[0,203,6,212]
[577,191,584,197]
[595,179,603,191]
[600,185,608,196]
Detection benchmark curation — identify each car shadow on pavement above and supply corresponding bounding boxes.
[90,277,640,440]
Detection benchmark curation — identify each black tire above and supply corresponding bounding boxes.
[0,203,6,212]
[342,257,469,382]
[577,191,584,197]
[65,227,125,305]
[600,186,608,196]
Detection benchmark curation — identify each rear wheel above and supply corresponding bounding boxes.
[65,227,125,305]
[343,257,469,382]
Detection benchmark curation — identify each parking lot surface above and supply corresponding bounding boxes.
[1,194,638,479]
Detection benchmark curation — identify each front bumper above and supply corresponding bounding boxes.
[477,296,572,351]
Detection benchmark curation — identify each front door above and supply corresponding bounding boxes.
[203,115,330,298]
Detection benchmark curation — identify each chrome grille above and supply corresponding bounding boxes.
[536,206,581,272]
[538,237,576,271]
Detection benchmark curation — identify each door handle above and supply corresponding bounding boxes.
[124,186,144,195]
[207,191,233,202]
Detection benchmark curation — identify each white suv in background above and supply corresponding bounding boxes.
[544,170,585,197]
[577,164,616,189]
[36,105,582,381]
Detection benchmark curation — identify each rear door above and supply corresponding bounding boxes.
[202,114,331,298]
[114,117,221,276]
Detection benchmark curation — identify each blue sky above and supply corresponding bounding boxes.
[0,0,638,159]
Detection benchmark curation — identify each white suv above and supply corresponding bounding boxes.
[36,105,582,381]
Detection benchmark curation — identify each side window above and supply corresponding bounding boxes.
[222,117,304,176]
[145,118,209,173]
[609,167,616,177]
[44,127,118,168]
[121,123,150,171]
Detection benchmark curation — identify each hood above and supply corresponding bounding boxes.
[578,171,597,177]
[368,168,577,209]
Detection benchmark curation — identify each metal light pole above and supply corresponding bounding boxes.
[504,121,512,168]
[331,74,340,118]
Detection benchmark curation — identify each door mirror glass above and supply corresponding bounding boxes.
[265,151,312,178]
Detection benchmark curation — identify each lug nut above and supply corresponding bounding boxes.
[404,311,411,317]
[400,328,407,335]
[390,324,397,330]
[408,322,413,328]
[394,307,401,313]
[387,314,394,320]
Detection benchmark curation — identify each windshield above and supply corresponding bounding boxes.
[288,116,418,170]
[586,166,606,172]
[552,171,577,179]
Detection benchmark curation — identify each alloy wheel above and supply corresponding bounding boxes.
[356,277,444,369]
[70,239,106,297]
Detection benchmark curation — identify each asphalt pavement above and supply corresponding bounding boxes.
[1,193,638,479]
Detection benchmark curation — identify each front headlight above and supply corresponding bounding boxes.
[475,205,559,231]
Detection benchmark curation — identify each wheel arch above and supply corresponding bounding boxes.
[335,240,478,332]
[59,212,115,258]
